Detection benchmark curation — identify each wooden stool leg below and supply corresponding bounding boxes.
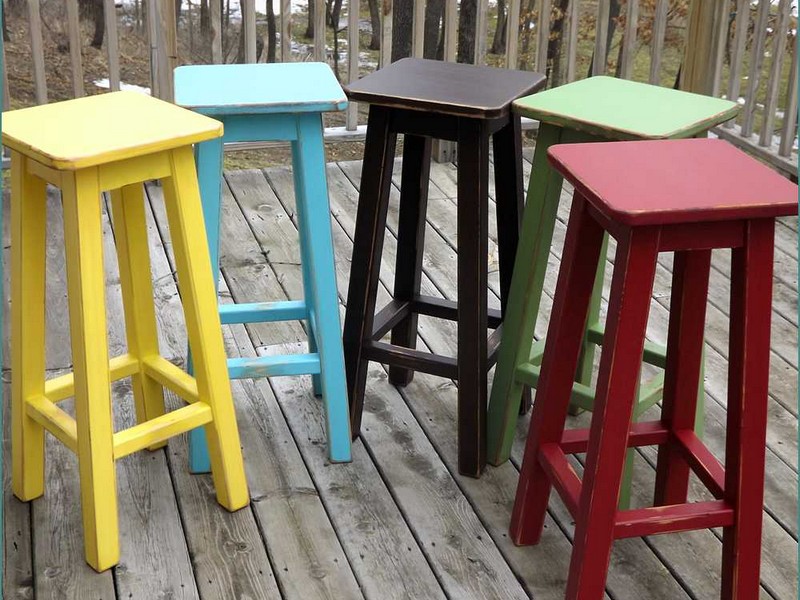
[291,130,324,397]
[565,226,660,600]
[162,147,249,511]
[492,115,532,415]
[188,137,225,474]
[110,184,166,450]
[456,118,490,477]
[487,122,564,466]
[11,152,47,501]
[388,134,432,387]
[721,219,773,599]
[510,194,604,545]
[343,105,397,437]
[61,169,119,571]
[654,249,711,506]
[293,113,353,463]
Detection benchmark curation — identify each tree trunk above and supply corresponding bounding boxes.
[392,0,413,60]
[266,0,277,61]
[423,0,443,58]
[305,0,314,39]
[3,1,10,41]
[367,0,380,49]
[457,0,476,62]
[200,0,209,34]
[90,0,104,48]
[329,0,344,74]
[491,0,506,54]
[547,0,569,84]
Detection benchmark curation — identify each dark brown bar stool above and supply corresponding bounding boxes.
[342,58,546,477]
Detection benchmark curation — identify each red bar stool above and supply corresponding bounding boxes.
[509,138,797,599]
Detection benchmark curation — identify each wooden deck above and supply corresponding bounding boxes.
[3,149,797,599]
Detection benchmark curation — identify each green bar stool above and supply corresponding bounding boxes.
[487,77,739,507]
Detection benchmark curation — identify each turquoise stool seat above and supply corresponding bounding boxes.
[175,62,352,470]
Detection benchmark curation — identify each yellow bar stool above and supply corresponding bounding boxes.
[3,91,249,572]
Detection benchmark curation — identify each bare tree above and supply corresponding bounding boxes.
[491,0,507,54]
[392,0,413,60]
[367,0,380,49]
[457,0,476,61]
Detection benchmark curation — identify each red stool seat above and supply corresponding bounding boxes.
[510,138,796,599]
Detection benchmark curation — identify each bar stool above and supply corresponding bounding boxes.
[342,58,546,477]
[4,92,249,572]
[510,138,796,599]
[487,77,740,504]
[174,62,353,470]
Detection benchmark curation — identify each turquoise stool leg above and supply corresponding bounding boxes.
[292,114,352,462]
[290,124,323,397]
[188,136,224,474]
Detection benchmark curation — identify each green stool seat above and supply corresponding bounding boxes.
[486,76,738,506]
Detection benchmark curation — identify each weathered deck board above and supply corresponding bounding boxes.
[2,150,796,599]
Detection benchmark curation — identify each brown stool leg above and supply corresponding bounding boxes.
[565,225,660,600]
[456,118,490,477]
[721,218,774,599]
[389,134,432,386]
[510,194,604,545]
[492,115,532,416]
[343,105,398,437]
[654,249,711,506]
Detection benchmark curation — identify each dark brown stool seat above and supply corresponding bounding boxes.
[342,58,546,477]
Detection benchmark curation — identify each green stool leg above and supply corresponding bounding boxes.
[487,123,565,465]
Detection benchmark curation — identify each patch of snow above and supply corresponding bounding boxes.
[94,79,152,95]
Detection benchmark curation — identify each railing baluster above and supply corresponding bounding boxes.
[648,0,667,84]
[66,0,84,97]
[724,0,749,128]
[281,0,292,61]
[104,0,121,90]
[565,0,579,81]
[444,0,457,62]
[619,0,638,80]
[474,0,489,65]
[211,0,223,62]
[778,40,797,157]
[758,0,791,147]
[315,0,325,61]
[593,0,609,76]
[535,0,552,74]
[346,0,360,129]
[27,0,48,103]
[741,0,770,137]
[244,0,257,62]
[709,0,728,97]
[505,0,520,68]
[413,0,425,57]
[380,0,393,66]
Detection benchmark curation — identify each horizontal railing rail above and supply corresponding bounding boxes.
[2,0,797,176]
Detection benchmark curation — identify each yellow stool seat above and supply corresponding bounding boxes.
[2,91,222,169]
[4,91,249,573]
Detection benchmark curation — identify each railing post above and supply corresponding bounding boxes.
[680,0,726,95]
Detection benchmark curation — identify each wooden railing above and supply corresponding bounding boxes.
[2,0,797,176]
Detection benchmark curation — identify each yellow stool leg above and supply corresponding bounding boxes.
[62,169,120,572]
[10,152,47,501]
[110,184,166,448]
[161,147,248,511]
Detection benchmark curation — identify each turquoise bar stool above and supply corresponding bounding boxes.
[174,62,352,470]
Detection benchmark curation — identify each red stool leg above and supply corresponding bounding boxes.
[721,218,774,599]
[654,249,712,506]
[565,226,660,600]
[510,193,604,545]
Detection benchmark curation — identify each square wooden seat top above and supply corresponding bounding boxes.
[548,138,798,226]
[344,58,547,119]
